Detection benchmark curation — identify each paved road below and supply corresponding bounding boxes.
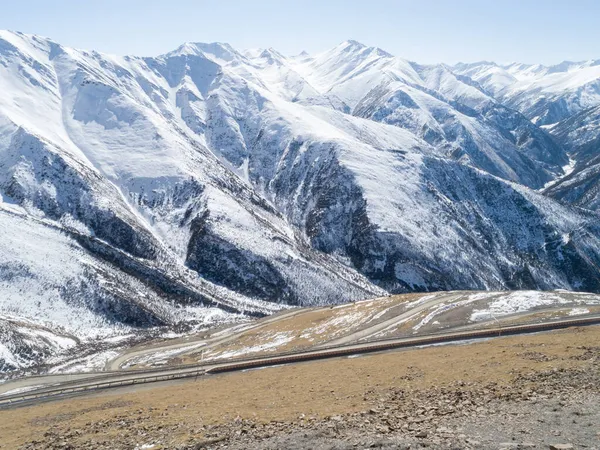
[0,306,321,397]
[105,306,313,371]
[322,292,462,347]
[1,314,598,409]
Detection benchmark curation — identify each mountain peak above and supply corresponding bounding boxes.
[337,40,392,58]
[342,39,366,49]
[259,47,285,59]
[165,41,242,64]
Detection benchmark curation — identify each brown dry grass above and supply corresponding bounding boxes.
[1,325,598,449]
[371,301,600,340]
[504,305,600,324]
[177,293,422,363]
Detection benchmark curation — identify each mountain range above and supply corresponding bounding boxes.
[1,32,600,372]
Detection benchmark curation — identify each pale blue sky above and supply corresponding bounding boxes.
[1,0,598,64]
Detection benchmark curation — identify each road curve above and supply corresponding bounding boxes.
[0,303,366,396]
[1,314,598,409]
[321,292,462,347]
[105,306,311,371]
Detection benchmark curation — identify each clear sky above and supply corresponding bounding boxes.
[1,0,598,64]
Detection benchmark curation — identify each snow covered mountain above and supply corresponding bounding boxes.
[293,41,568,189]
[542,105,600,210]
[453,61,600,212]
[453,60,600,126]
[2,31,600,373]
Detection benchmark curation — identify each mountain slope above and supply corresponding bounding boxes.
[2,32,600,373]
[542,105,600,209]
[454,60,600,126]
[292,41,568,189]
[454,60,600,211]
[0,32,383,372]
[152,45,600,293]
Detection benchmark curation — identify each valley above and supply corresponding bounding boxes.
[1,0,600,446]
[2,31,600,401]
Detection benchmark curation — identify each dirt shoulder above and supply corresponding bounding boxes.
[1,325,599,449]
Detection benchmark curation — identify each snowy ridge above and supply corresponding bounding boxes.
[289,41,569,189]
[453,60,600,126]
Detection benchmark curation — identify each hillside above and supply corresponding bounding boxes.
[2,31,600,372]
[1,324,598,449]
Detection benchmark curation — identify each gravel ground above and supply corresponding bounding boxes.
[20,348,599,450]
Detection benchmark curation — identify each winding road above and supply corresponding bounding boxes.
[105,305,312,371]
[321,292,462,346]
[1,314,598,409]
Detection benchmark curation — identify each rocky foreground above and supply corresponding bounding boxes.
[24,362,600,449]
[222,367,600,449]
[3,327,599,449]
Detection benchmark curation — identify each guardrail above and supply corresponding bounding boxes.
[1,315,599,409]
[206,314,600,374]
[0,370,205,408]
